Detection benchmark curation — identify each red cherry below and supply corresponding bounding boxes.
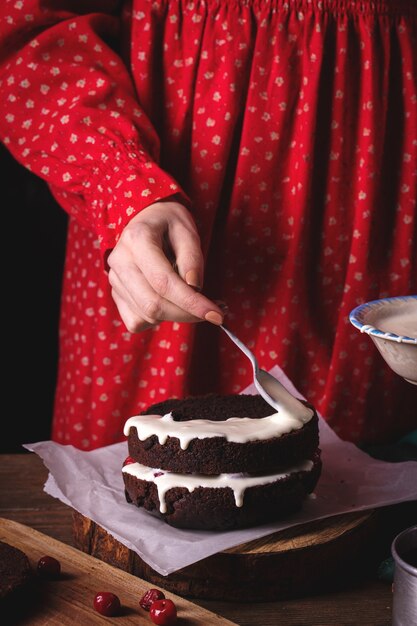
[93,592,121,617]
[37,556,61,579]
[123,456,135,467]
[139,588,165,611]
[150,598,177,625]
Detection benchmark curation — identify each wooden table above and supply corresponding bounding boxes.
[0,453,414,626]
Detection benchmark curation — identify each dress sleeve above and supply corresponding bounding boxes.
[0,0,189,253]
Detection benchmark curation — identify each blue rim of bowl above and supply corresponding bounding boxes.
[349,295,417,345]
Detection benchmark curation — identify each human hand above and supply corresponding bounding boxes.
[107,201,224,331]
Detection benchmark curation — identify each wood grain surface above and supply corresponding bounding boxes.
[73,509,380,602]
[224,510,375,553]
[0,518,237,626]
[2,453,415,626]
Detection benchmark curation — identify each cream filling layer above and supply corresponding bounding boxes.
[123,408,313,451]
[123,459,314,513]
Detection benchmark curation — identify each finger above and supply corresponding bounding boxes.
[168,221,204,290]
[214,300,229,315]
[111,288,155,333]
[109,268,142,315]
[133,230,223,324]
[111,264,204,325]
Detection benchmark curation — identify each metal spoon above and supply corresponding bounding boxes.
[220,325,313,422]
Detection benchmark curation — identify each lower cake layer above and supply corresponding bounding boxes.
[122,450,322,530]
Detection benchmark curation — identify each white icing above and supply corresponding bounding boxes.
[123,460,314,513]
[254,369,314,422]
[360,300,417,341]
[375,306,417,339]
[123,409,313,450]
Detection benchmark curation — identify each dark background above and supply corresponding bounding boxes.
[3,143,67,452]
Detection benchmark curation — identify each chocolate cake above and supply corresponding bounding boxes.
[126,394,319,474]
[122,393,321,530]
[0,541,32,602]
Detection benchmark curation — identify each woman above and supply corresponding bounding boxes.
[1,0,415,449]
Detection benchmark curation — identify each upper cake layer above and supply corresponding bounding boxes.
[124,394,319,475]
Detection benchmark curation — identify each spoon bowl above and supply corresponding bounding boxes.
[220,325,313,423]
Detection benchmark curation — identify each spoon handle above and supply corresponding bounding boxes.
[220,325,258,369]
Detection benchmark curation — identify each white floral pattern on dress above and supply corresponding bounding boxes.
[1,0,416,448]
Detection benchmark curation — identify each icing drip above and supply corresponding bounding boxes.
[123,409,313,451]
[123,460,314,513]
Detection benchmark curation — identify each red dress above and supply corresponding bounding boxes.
[1,0,416,449]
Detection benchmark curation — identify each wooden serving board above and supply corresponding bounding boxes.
[0,518,236,625]
[73,509,381,602]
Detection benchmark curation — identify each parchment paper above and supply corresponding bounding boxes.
[24,365,417,576]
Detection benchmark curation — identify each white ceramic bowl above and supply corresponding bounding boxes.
[349,295,417,385]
